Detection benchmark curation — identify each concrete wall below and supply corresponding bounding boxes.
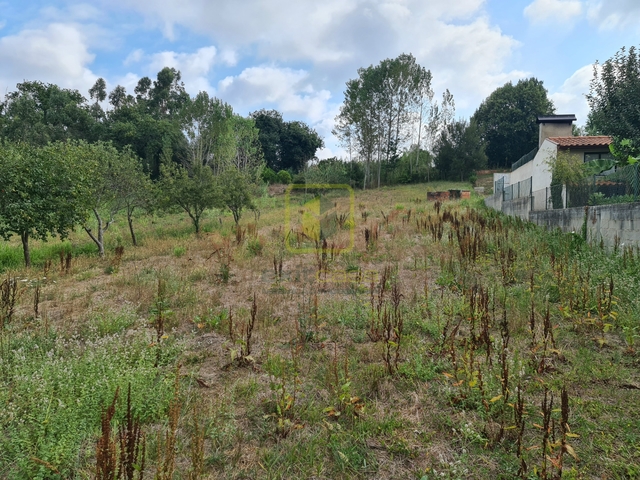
[529,203,640,248]
[485,193,640,248]
[539,122,572,147]
[502,196,532,220]
[493,172,510,193]
[485,192,502,211]
[484,193,531,220]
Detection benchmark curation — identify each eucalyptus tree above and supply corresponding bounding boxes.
[182,92,236,175]
[231,115,263,175]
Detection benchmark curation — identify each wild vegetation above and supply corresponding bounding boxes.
[0,182,638,479]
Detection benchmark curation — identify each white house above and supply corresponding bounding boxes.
[495,115,612,203]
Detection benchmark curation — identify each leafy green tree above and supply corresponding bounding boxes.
[48,141,153,256]
[251,110,323,172]
[108,147,154,247]
[251,110,283,169]
[215,169,255,225]
[0,142,91,267]
[148,67,190,119]
[276,170,292,184]
[88,78,107,125]
[106,100,187,179]
[0,81,96,145]
[74,141,126,257]
[472,78,555,168]
[433,119,487,181]
[280,120,324,172]
[108,85,133,110]
[158,162,219,234]
[587,46,640,157]
[261,167,278,184]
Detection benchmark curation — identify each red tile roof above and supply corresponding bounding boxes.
[547,136,612,148]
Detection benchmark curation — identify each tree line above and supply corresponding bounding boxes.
[328,45,639,185]
[0,68,325,266]
[2,46,637,265]
[328,53,561,186]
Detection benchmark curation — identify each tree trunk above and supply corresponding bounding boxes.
[84,208,105,257]
[21,231,30,268]
[127,209,137,246]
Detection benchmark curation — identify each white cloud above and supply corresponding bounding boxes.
[111,0,524,122]
[218,66,339,157]
[147,46,218,93]
[524,0,583,24]
[0,23,97,95]
[587,0,640,30]
[124,48,144,66]
[113,72,141,93]
[549,64,598,124]
[219,48,238,67]
[218,66,332,121]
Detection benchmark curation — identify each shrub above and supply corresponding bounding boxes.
[246,237,264,256]
[261,167,278,184]
[277,170,292,184]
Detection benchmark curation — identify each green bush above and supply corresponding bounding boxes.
[277,170,292,184]
[261,167,278,184]
[246,237,264,256]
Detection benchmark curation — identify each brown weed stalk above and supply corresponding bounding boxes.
[118,384,146,480]
[156,367,181,480]
[0,277,22,330]
[96,387,120,480]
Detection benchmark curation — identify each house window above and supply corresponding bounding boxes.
[584,152,614,163]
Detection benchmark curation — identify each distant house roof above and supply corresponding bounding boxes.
[537,114,577,123]
[547,136,612,148]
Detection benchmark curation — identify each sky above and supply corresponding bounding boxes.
[0,0,639,158]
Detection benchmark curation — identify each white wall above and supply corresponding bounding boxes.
[493,172,510,186]
[510,139,556,192]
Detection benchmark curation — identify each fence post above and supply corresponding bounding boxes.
[635,164,639,201]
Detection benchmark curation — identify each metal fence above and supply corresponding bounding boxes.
[503,176,532,202]
[494,176,505,196]
[511,147,538,171]
[533,163,640,210]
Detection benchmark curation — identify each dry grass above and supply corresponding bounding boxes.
[1,182,639,478]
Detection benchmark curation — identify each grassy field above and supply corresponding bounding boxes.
[0,181,638,479]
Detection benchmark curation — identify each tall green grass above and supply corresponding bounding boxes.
[0,316,182,479]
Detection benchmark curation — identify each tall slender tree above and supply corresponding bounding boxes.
[334,53,433,188]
